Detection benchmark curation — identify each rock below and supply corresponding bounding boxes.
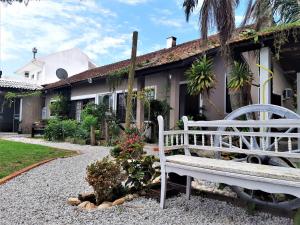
[132,193,139,198]
[78,201,96,210]
[67,197,81,206]
[140,190,146,196]
[98,202,112,209]
[112,197,125,206]
[85,202,96,210]
[78,201,89,209]
[152,176,161,184]
[125,194,134,201]
[78,192,96,203]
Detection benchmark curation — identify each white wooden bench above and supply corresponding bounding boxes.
[157,105,300,209]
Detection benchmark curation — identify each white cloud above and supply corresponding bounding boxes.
[151,16,184,28]
[0,0,132,72]
[117,0,149,5]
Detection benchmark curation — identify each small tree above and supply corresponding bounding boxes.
[81,103,107,145]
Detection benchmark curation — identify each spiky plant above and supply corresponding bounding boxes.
[228,61,253,108]
[185,55,215,96]
[228,61,253,92]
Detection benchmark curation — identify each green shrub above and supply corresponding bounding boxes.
[82,115,98,130]
[114,129,159,192]
[86,157,126,204]
[44,118,63,141]
[44,118,79,141]
[49,94,70,119]
[61,119,77,138]
[110,145,122,158]
[121,155,158,191]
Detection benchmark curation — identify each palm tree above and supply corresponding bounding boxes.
[183,0,300,46]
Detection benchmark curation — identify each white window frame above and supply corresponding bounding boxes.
[71,94,96,101]
[75,101,83,122]
[96,92,114,111]
[144,85,157,100]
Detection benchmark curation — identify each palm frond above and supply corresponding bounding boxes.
[183,0,198,21]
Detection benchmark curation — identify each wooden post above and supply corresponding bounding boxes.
[90,125,96,146]
[125,31,138,129]
[136,76,145,129]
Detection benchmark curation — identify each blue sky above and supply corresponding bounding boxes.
[0,0,245,78]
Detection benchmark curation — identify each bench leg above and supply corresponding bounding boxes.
[186,176,191,200]
[160,171,167,209]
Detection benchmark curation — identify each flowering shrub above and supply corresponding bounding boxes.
[111,128,158,192]
[118,129,144,158]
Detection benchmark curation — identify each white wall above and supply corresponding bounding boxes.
[41,48,93,85]
[16,48,95,85]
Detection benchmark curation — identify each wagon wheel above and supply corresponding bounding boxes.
[214,104,300,210]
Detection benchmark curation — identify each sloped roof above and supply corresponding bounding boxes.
[45,24,300,90]
[0,79,43,90]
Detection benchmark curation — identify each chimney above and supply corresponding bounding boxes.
[166,36,177,48]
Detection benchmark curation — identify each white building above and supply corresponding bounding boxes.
[15,48,96,85]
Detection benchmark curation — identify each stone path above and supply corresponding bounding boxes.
[0,135,292,225]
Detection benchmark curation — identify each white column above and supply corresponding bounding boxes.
[259,47,272,147]
[19,98,23,122]
[259,47,272,105]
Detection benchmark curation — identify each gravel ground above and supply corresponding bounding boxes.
[0,136,292,225]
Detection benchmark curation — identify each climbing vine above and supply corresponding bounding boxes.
[4,90,42,106]
[106,67,129,91]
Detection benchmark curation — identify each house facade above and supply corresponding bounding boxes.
[15,48,97,85]
[0,79,42,132]
[41,25,300,131]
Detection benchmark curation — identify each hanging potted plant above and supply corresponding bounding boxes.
[228,61,253,110]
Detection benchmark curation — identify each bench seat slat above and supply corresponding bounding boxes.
[166,155,300,183]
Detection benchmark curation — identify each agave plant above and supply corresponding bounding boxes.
[228,61,253,109]
[185,55,215,96]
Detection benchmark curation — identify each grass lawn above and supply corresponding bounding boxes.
[0,139,77,179]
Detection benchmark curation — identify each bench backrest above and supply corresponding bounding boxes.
[157,115,300,162]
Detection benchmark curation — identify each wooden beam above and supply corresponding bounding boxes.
[125,31,138,129]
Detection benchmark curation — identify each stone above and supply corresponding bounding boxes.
[67,197,81,206]
[85,202,96,210]
[78,192,96,202]
[98,202,112,209]
[152,176,160,184]
[132,193,139,198]
[78,201,89,209]
[112,197,125,206]
[140,190,146,196]
[125,194,134,201]
[78,201,96,210]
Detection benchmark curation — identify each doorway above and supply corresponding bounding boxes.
[179,84,200,119]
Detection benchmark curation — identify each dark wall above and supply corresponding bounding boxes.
[0,93,20,132]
